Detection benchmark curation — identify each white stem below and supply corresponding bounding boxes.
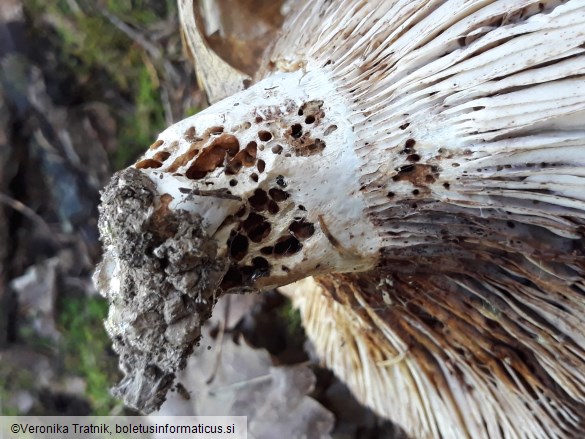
[135,69,381,291]
[94,69,381,412]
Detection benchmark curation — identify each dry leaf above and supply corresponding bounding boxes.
[151,295,334,439]
[178,0,250,104]
[198,0,285,78]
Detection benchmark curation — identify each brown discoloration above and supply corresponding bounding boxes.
[289,219,315,240]
[226,158,243,175]
[298,100,325,124]
[185,134,241,180]
[268,188,289,202]
[258,130,273,141]
[274,235,302,257]
[149,139,164,150]
[159,193,173,206]
[150,193,175,238]
[287,126,326,157]
[313,229,585,425]
[318,215,345,253]
[226,141,257,174]
[248,188,269,212]
[167,142,203,172]
[136,159,163,169]
[186,147,226,179]
[183,126,197,141]
[242,212,271,243]
[228,233,249,261]
[392,164,439,190]
[170,128,232,173]
[323,125,338,136]
[311,249,584,428]
[153,151,171,163]
[209,133,240,156]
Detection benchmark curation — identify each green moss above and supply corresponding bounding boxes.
[24,1,137,88]
[57,296,121,415]
[106,0,175,27]
[184,106,202,117]
[277,301,305,343]
[16,325,55,354]
[0,364,36,415]
[21,0,172,170]
[115,66,166,169]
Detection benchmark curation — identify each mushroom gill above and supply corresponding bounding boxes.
[95,0,585,437]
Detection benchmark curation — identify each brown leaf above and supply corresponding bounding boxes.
[199,0,285,77]
[178,0,251,104]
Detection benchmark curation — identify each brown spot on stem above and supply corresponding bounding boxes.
[324,125,337,136]
[242,213,271,243]
[153,151,171,163]
[290,124,303,138]
[186,134,240,179]
[249,189,269,211]
[136,159,163,169]
[258,131,272,141]
[149,139,164,150]
[274,235,302,257]
[184,127,197,140]
[289,220,315,240]
[393,164,438,189]
[298,100,325,124]
[268,188,289,202]
[229,234,249,261]
[167,143,201,172]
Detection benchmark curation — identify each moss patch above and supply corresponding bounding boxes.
[57,295,122,415]
[22,0,174,170]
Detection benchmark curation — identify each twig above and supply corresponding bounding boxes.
[101,7,184,90]
[160,86,175,126]
[0,192,53,236]
[205,296,231,385]
[179,187,242,201]
[208,373,272,394]
[208,360,313,393]
[100,9,162,59]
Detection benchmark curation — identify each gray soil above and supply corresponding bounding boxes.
[95,168,228,412]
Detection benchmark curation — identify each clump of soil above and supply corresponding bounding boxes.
[95,168,227,412]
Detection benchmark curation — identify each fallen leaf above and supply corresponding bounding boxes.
[151,294,334,439]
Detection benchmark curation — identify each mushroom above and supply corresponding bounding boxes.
[95,0,585,437]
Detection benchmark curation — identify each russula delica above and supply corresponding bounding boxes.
[95,0,585,437]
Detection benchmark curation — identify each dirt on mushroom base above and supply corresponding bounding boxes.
[95,168,229,412]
